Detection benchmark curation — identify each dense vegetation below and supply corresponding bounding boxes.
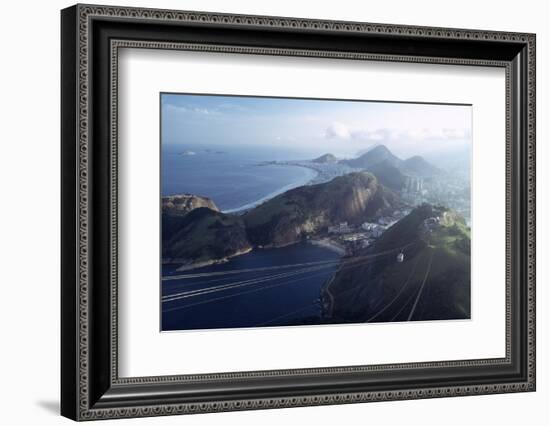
[326,204,471,323]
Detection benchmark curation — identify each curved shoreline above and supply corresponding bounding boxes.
[221,165,319,214]
[172,247,254,272]
[308,238,346,255]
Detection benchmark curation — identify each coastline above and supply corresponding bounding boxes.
[166,247,254,272]
[162,160,347,272]
[221,159,356,215]
[163,164,320,272]
[308,238,346,256]
[221,164,319,214]
[164,238,345,272]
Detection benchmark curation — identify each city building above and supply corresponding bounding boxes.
[328,222,351,234]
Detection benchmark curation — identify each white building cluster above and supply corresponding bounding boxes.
[328,222,352,234]
[323,208,412,255]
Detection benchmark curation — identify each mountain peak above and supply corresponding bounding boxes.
[342,144,401,170]
[342,146,441,183]
[369,144,392,154]
[312,153,338,164]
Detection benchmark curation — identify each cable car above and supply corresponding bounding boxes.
[397,252,404,263]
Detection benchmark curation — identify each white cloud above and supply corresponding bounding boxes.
[325,122,352,139]
[324,123,471,143]
[351,129,389,141]
[401,127,470,141]
[193,107,211,115]
[164,103,220,116]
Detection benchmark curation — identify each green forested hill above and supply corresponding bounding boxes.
[326,204,471,323]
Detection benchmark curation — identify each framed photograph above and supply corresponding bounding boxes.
[61,4,536,421]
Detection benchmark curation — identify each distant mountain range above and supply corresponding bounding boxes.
[311,145,442,191]
[342,145,402,170]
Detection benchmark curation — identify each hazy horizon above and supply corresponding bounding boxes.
[161,93,472,162]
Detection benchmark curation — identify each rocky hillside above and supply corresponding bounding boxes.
[244,172,400,247]
[325,204,471,323]
[162,194,218,216]
[162,207,251,268]
[163,172,401,267]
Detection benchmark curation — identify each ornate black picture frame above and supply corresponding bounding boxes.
[61,4,536,421]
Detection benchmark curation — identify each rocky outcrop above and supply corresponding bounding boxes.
[162,194,218,217]
[243,172,399,247]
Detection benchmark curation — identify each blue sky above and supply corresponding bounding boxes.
[161,93,472,159]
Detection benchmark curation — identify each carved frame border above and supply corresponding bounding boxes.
[62,3,535,421]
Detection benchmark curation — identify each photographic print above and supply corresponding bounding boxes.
[161,94,472,331]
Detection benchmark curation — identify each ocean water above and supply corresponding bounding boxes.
[162,144,317,211]
[161,143,342,331]
[162,242,341,331]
